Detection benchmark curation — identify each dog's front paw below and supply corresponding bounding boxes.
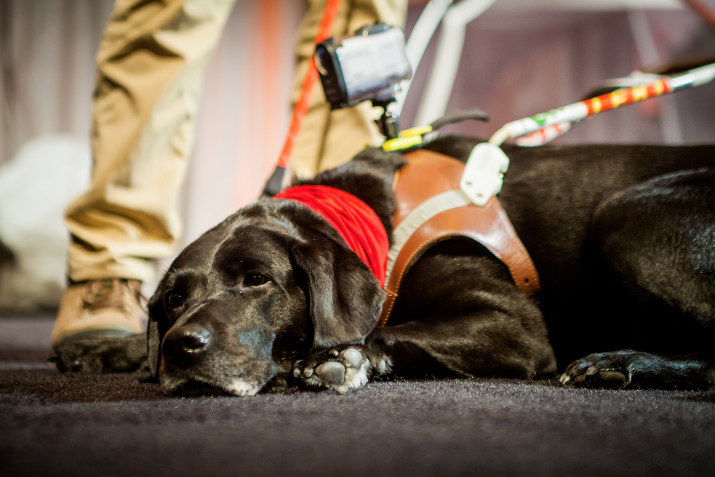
[293,345,370,393]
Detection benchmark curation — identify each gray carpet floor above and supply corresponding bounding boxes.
[2,313,715,477]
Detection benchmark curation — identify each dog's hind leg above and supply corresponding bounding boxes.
[560,349,715,389]
[363,247,557,382]
[562,168,715,390]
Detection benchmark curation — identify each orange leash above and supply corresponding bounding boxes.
[263,0,343,196]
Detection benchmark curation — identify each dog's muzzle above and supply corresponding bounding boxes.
[159,321,278,397]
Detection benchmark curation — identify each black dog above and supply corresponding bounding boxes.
[147,136,714,395]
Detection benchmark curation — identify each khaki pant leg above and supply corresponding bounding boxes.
[66,0,235,283]
[290,0,408,178]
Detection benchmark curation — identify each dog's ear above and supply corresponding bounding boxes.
[292,240,385,350]
[146,290,168,379]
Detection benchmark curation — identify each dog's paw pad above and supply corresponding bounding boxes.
[295,345,370,393]
[314,361,347,385]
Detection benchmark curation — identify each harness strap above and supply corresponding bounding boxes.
[386,189,472,285]
[378,149,540,327]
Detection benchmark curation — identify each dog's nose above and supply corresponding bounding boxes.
[180,324,212,352]
[164,323,213,358]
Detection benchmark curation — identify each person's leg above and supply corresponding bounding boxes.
[52,0,235,371]
[290,0,408,178]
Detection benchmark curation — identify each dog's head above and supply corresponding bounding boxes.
[147,198,386,396]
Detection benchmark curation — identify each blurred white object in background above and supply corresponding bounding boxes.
[0,135,90,311]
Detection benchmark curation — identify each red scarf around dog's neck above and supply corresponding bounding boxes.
[274,185,388,286]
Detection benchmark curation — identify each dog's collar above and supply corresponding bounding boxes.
[274,185,389,286]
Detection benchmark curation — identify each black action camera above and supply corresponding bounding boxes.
[314,23,412,111]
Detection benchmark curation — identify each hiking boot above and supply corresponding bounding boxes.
[50,279,148,373]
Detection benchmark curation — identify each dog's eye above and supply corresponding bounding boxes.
[243,272,270,287]
[165,291,185,309]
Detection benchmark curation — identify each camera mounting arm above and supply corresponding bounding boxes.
[372,99,400,140]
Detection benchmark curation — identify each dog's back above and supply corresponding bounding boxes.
[425,136,714,365]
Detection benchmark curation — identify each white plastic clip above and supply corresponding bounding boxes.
[460,143,510,206]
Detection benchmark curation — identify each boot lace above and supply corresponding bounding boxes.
[81,279,146,312]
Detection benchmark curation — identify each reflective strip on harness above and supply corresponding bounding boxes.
[386,189,471,285]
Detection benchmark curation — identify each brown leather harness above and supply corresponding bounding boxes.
[377,149,540,327]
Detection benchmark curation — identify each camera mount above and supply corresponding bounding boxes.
[315,23,412,142]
